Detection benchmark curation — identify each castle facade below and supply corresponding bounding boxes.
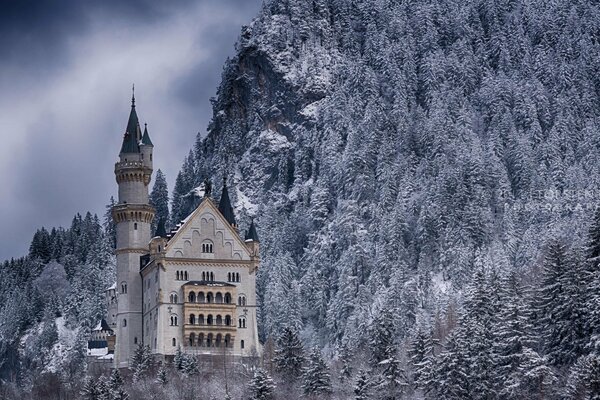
[112,95,261,368]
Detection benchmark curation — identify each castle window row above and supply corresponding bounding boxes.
[227,272,241,283]
[176,271,189,281]
[187,333,232,348]
[187,291,232,304]
[188,313,232,326]
[202,271,215,281]
[202,241,214,253]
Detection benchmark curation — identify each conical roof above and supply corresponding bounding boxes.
[120,94,141,154]
[141,123,153,146]
[218,177,236,226]
[245,219,259,242]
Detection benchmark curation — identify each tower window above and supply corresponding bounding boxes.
[134,223,138,230]
[172,338,176,347]
[202,241,214,253]
[123,319,127,327]
[241,340,245,349]
[134,337,138,344]
[170,293,178,303]
[121,282,127,294]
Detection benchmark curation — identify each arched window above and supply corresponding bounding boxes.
[241,340,245,349]
[189,314,196,325]
[228,273,231,282]
[198,333,204,347]
[239,317,246,328]
[198,314,205,325]
[207,334,213,347]
[202,271,206,281]
[176,271,180,280]
[224,293,231,304]
[202,241,214,253]
[134,337,138,344]
[210,272,214,281]
[172,338,176,347]
[170,315,178,326]
[225,334,231,348]
[225,315,231,326]
[134,222,138,230]
[207,292,213,303]
[236,273,240,282]
[123,319,127,327]
[189,333,195,347]
[216,334,222,347]
[207,315,213,325]
[216,315,223,325]
[170,293,178,303]
[216,292,223,303]
[188,291,196,303]
[238,295,246,306]
[198,292,205,303]
[184,271,188,280]
[121,282,127,294]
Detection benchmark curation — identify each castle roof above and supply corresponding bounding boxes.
[120,93,142,154]
[154,217,167,238]
[245,219,260,242]
[218,177,236,227]
[141,123,153,146]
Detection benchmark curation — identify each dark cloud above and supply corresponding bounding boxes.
[0,0,261,260]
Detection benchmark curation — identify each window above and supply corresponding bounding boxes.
[134,337,138,344]
[211,272,214,281]
[207,315,213,325]
[238,295,246,306]
[241,340,245,349]
[170,315,178,326]
[170,293,178,303]
[236,273,240,282]
[189,333,195,346]
[202,241,213,253]
[207,292,213,303]
[134,223,138,230]
[228,273,231,282]
[198,314,205,325]
[176,271,180,280]
[123,319,127,327]
[189,314,196,325]
[225,315,231,326]
[172,338,176,347]
[239,318,246,328]
[184,271,188,280]
[216,315,223,325]
[225,293,231,304]
[121,282,127,294]
[188,291,196,303]
[202,271,206,281]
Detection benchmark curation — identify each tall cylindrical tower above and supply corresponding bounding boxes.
[112,93,155,367]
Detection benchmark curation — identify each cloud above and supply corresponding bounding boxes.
[0,0,261,260]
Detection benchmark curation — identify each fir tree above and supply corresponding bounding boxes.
[301,347,332,397]
[155,362,168,386]
[248,368,276,400]
[130,344,152,381]
[107,369,128,400]
[80,376,99,400]
[273,327,305,380]
[150,169,169,233]
[354,369,372,400]
[174,345,184,371]
[181,353,199,376]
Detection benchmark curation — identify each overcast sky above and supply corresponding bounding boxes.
[0,0,262,260]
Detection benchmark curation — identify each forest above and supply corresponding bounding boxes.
[2,0,600,398]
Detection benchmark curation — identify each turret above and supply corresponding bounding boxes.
[112,89,155,368]
[245,219,260,259]
[218,176,237,228]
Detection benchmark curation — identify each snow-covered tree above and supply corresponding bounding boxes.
[301,347,332,397]
[248,368,276,400]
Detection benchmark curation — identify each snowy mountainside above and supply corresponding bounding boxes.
[171,0,600,348]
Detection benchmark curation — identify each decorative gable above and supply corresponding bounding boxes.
[165,199,251,261]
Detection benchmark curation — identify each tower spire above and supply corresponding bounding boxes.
[218,175,237,227]
[132,84,135,107]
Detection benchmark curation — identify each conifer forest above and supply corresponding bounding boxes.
[2,0,600,398]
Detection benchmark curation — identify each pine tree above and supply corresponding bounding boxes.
[150,169,170,233]
[181,353,199,376]
[248,368,276,400]
[103,196,116,249]
[301,347,332,397]
[377,344,407,400]
[369,308,396,366]
[80,376,99,400]
[273,327,305,380]
[338,343,353,381]
[130,344,152,381]
[564,354,600,400]
[174,345,184,371]
[354,369,372,400]
[155,362,168,386]
[107,369,128,400]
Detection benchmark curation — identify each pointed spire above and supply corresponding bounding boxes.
[132,84,135,107]
[218,175,237,227]
[120,89,141,154]
[141,123,153,146]
[245,218,259,242]
[155,218,167,238]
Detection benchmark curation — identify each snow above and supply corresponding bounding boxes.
[92,320,103,331]
[236,186,258,215]
[432,272,451,294]
[258,129,291,151]
[88,347,108,357]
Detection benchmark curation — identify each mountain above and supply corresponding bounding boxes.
[174,0,600,340]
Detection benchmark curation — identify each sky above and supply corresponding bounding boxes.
[0,0,262,260]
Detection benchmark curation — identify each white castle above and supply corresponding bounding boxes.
[109,94,261,368]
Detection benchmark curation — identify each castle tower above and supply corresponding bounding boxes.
[112,92,155,367]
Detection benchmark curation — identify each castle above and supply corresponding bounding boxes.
[108,93,261,368]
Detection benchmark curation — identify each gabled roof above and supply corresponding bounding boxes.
[141,123,153,146]
[165,197,251,260]
[245,219,259,242]
[120,95,141,154]
[218,177,236,226]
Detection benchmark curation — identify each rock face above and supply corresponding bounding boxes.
[174,0,600,344]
